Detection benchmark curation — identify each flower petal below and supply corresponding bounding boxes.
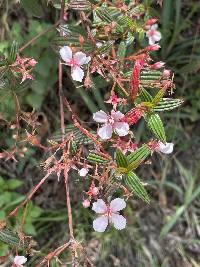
[153,31,162,42]
[114,122,129,136]
[148,36,156,45]
[78,167,89,177]
[110,198,126,212]
[74,52,91,65]
[14,256,27,265]
[110,214,126,230]
[111,110,124,121]
[158,142,174,154]
[97,124,113,140]
[59,46,72,62]
[150,24,158,30]
[93,216,108,232]
[71,66,84,82]
[92,199,107,214]
[93,110,108,123]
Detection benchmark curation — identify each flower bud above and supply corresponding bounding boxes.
[149,61,165,69]
[82,199,90,208]
[145,44,161,51]
[162,69,171,78]
[28,59,37,67]
[144,18,158,29]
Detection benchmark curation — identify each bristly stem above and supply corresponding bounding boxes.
[59,0,76,265]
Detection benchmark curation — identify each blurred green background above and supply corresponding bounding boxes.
[0,0,200,266]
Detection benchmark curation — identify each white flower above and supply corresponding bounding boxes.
[93,110,129,140]
[146,24,162,45]
[92,198,126,232]
[59,46,91,82]
[14,256,27,266]
[78,167,89,177]
[158,142,174,154]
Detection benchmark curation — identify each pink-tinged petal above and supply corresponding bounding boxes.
[114,122,129,136]
[74,52,91,65]
[93,216,108,232]
[71,66,84,82]
[93,110,108,123]
[14,256,27,265]
[97,124,113,140]
[78,167,89,177]
[110,198,126,212]
[110,214,126,230]
[148,36,156,45]
[92,199,107,214]
[111,110,124,121]
[158,142,174,154]
[153,31,162,42]
[59,46,72,63]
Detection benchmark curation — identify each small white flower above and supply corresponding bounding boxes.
[78,167,89,177]
[146,24,162,45]
[93,110,129,140]
[59,46,91,82]
[92,198,126,232]
[14,256,27,266]
[158,142,174,154]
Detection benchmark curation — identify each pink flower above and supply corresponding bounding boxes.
[92,198,126,232]
[146,24,162,45]
[78,167,89,177]
[157,142,174,154]
[93,110,129,140]
[13,256,27,266]
[59,46,91,82]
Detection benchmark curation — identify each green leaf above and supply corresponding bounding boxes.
[139,87,153,102]
[0,229,28,248]
[50,125,94,145]
[127,145,151,171]
[154,98,184,111]
[146,113,166,143]
[8,41,19,63]
[116,150,128,168]
[21,0,43,17]
[53,36,93,52]
[69,0,92,11]
[96,41,114,55]
[140,70,162,81]
[125,172,150,203]
[6,179,23,190]
[87,152,109,164]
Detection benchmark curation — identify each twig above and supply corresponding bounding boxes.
[19,20,61,52]
[8,172,51,217]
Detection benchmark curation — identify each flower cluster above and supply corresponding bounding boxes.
[11,54,37,83]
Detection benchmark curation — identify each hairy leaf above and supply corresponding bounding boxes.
[87,152,109,164]
[125,172,150,203]
[146,113,166,143]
